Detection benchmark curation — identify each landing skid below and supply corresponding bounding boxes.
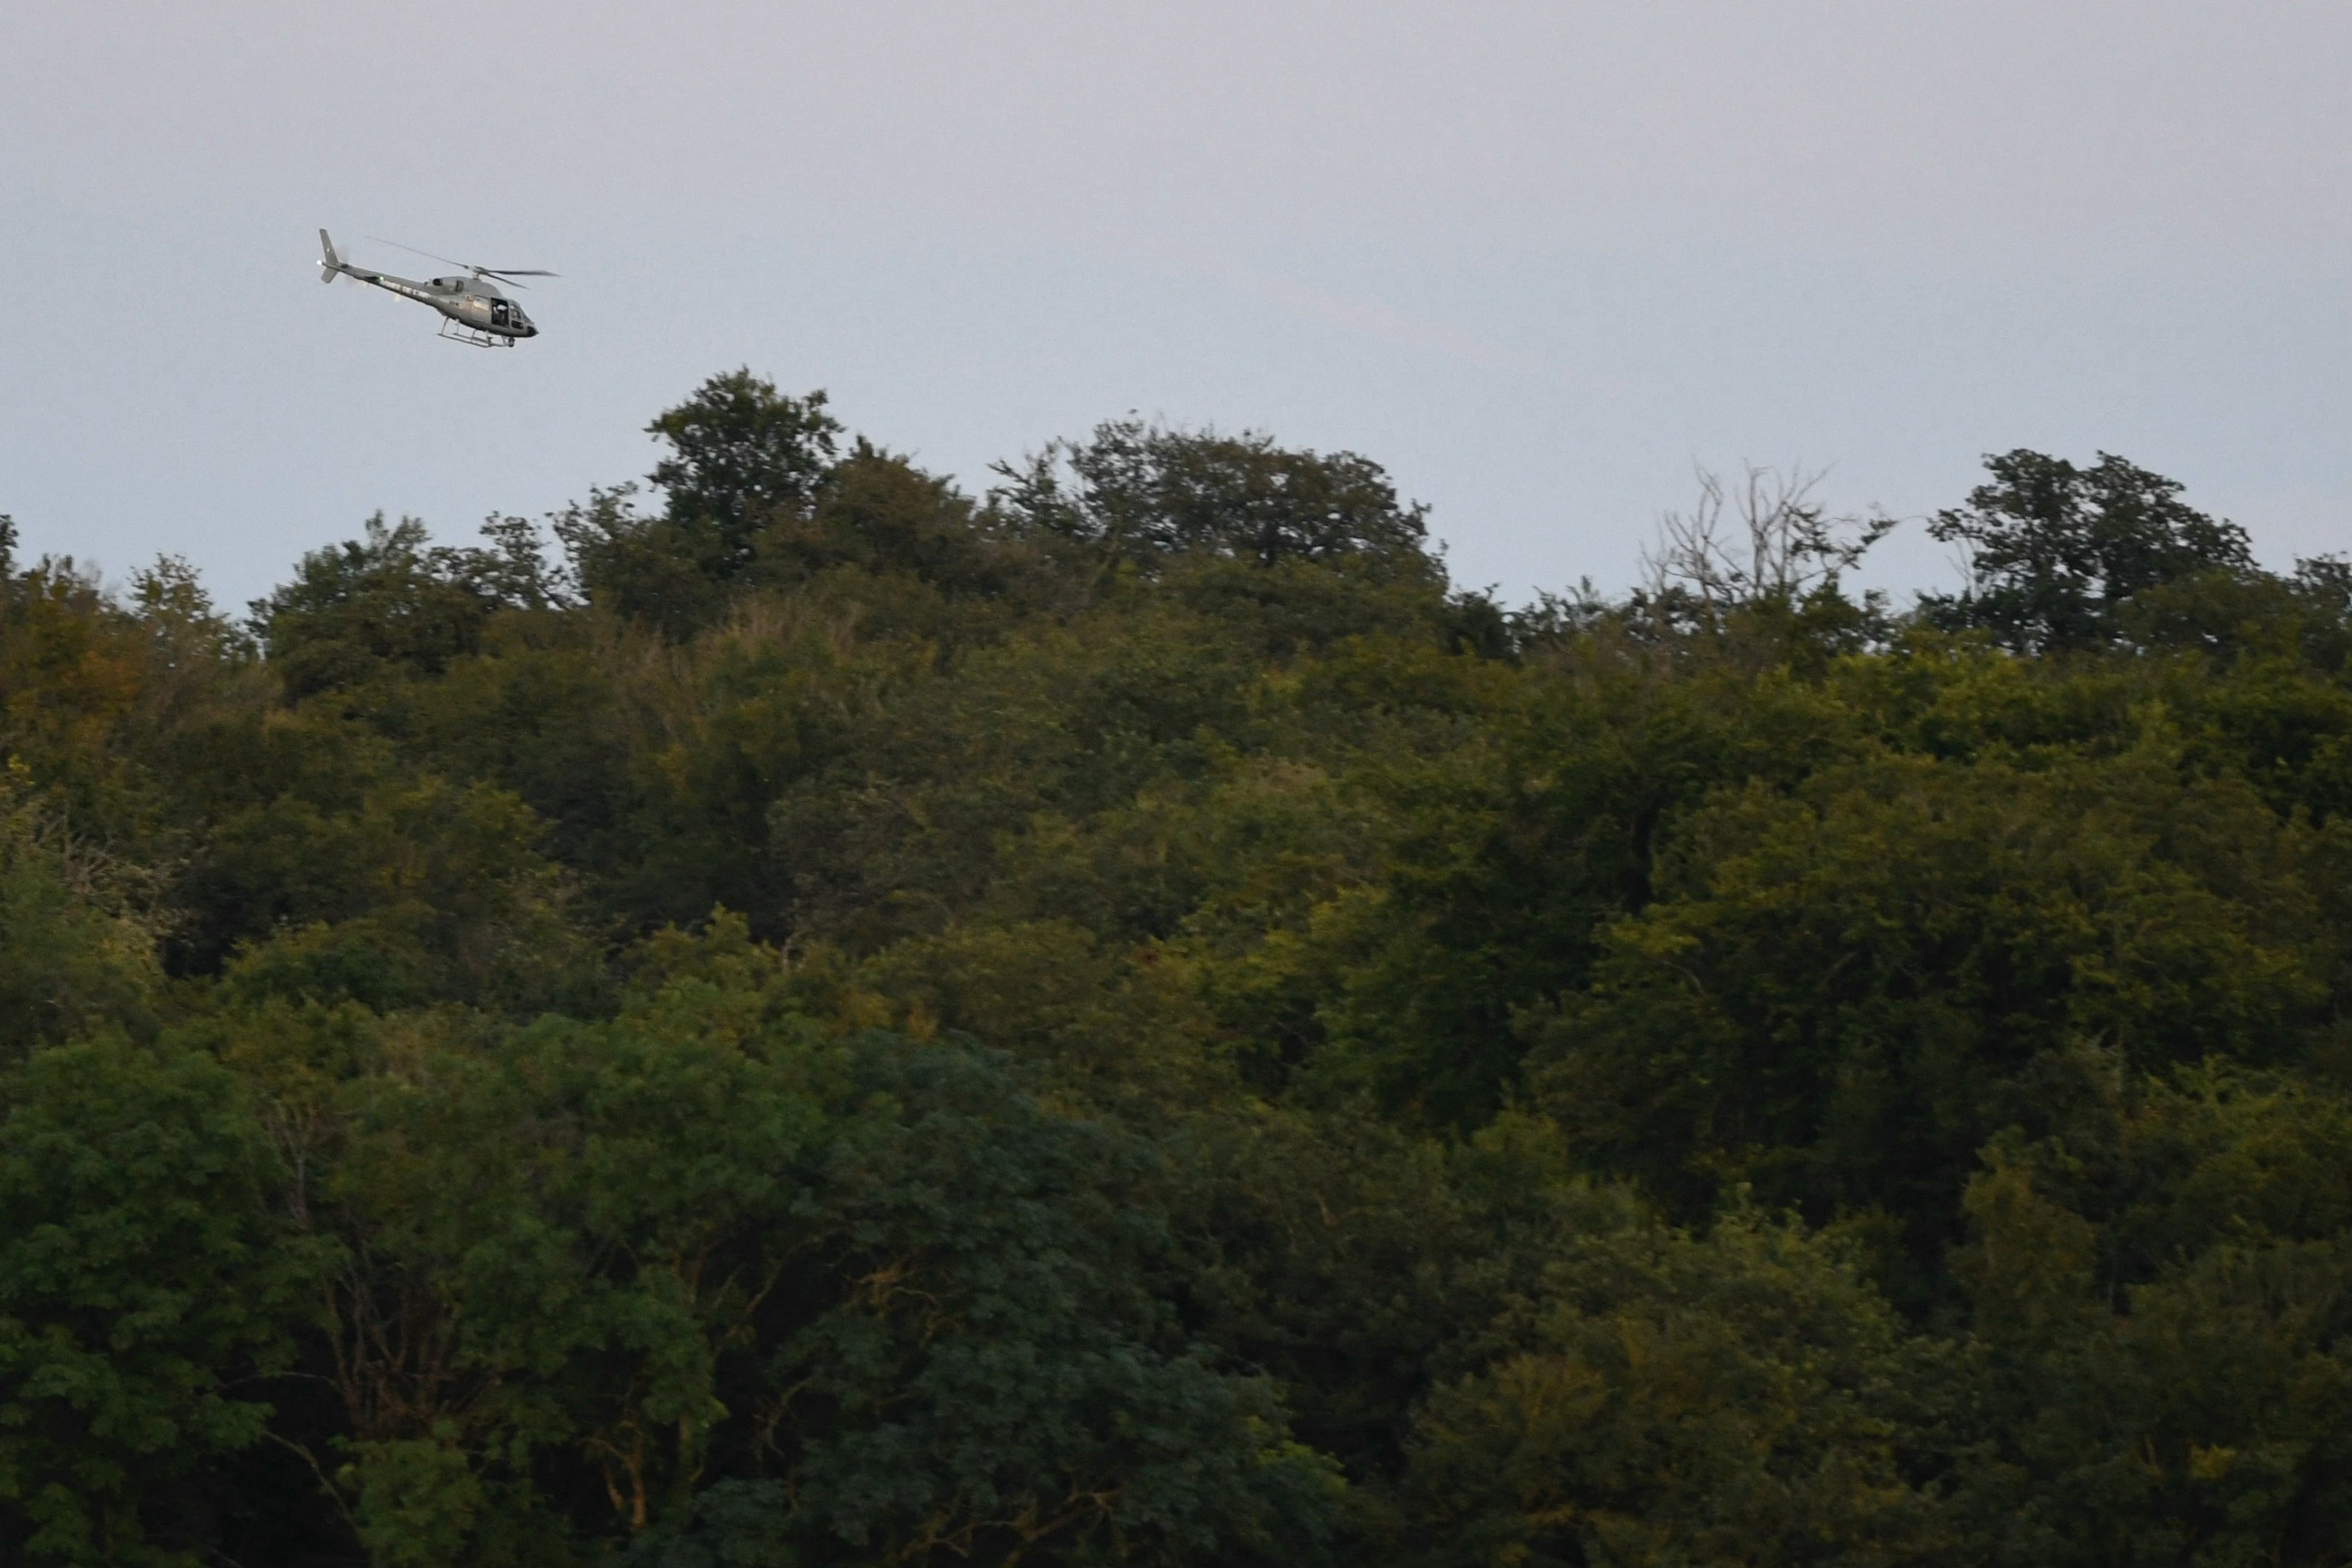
[437,319,516,348]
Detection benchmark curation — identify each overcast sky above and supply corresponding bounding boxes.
[3,0,2344,610]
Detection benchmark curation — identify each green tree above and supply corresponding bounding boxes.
[647,370,841,565]
[1947,1092,2352,1567]
[264,939,1338,1566]
[1160,1109,1647,1503]
[759,1035,1343,1567]
[1398,1205,1943,1567]
[993,419,1438,580]
[554,373,842,634]
[0,1038,318,1565]
[249,514,565,702]
[190,767,596,1014]
[0,767,164,1062]
[1923,450,2254,652]
[1525,743,2339,1297]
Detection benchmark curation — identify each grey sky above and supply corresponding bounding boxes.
[3,0,2344,610]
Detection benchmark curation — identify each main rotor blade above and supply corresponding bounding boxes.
[363,235,472,272]
[360,237,559,286]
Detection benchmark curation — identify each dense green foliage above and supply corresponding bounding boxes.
[1,379,2347,1565]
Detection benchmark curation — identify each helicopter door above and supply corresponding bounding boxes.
[489,299,512,330]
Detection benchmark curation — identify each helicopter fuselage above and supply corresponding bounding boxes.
[320,230,556,346]
[337,265,537,339]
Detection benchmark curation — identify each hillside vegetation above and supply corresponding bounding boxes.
[3,371,2349,1567]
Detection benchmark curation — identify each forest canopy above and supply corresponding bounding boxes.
[1,372,2348,1567]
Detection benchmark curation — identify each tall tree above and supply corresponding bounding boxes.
[646,370,841,572]
[1924,450,2252,651]
[993,420,1437,579]
[556,372,844,631]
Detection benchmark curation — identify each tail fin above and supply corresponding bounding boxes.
[318,228,342,283]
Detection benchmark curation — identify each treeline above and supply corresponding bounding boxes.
[1,371,2348,1566]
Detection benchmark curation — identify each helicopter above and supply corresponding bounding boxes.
[318,230,554,346]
